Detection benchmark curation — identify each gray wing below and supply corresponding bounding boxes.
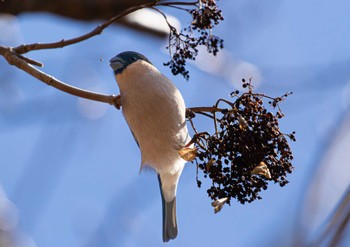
[129,128,140,148]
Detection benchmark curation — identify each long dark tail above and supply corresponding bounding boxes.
[158,175,178,242]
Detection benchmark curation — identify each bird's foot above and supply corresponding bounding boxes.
[113,95,121,110]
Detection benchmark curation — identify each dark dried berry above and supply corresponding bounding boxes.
[164,0,224,79]
[188,78,295,207]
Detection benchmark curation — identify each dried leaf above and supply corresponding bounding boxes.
[178,147,197,161]
[211,197,228,214]
[238,115,248,130]
[206,159,215,171]
[252,161,271,179]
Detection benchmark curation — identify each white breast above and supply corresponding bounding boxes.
[116,60,190,175]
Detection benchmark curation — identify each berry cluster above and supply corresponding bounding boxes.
[186,79,295,207]
[191,0,224,30]
[163,0,224,79]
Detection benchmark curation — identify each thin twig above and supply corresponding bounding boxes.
[151,7,175,30]
[213,110,219,136]
[195,159,199,184]
[158,1,198,6]
[187,117,199,134]
[13,3,154,54]
[12,1,198,55]
[196,111,215,119]
[163,4,192,11]
[312,186,350,247]
[215,98,235,108]
[186,132,209,150]
[188,106,225,113]
[16,53,43,67]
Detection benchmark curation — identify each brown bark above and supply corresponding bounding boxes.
[1,0,153,20]
[0,0,167,36]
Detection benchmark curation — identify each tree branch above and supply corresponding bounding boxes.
[158,1,198,6]
[0,46,120,107]
[0,0,200,109]
[0,44,221,111]
[13,3,155,54]
[1,44,220,111]
[0,2,160,107]
[0,43,221,112]
[1,0,198,21]
[187,106,225,113]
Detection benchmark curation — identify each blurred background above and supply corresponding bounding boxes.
[0,0,349,246]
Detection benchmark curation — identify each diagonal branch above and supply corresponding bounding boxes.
[0,0,200,109]
[13,3,155,54]
[0,46,120,107]
[11,1,199,54]
[158,1,198,6]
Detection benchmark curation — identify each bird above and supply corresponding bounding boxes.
[109,51,191,242]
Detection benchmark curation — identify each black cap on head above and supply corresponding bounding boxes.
[109,51,152,74]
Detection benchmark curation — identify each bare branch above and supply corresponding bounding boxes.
[151,7,174,28]
[9,1,199,54]
[158,1,198,6]
[1,38,234,111]
[312,186,350,247]
[13,3,155,54]
[0,0,205,109]
[16,54,43,67]
[0,2,165,107]
[187,106,225,113]
[0,46,120,108]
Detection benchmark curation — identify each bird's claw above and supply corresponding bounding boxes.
[114,95,121,110]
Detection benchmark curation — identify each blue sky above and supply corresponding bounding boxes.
[0,0,350,246]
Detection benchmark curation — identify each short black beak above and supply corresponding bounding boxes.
[109,56,124,74]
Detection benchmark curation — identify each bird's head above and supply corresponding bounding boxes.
[109,51,152,75]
